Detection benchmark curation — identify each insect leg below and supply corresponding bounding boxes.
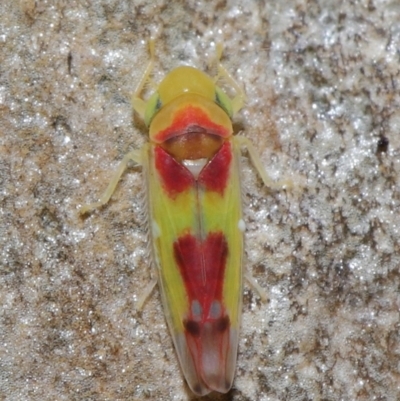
[80,148,144,215]
[235,135,292,190]
[132,39,156,119]
[244,271,268,301]
[136,278,158,310]
[214,43,246,115]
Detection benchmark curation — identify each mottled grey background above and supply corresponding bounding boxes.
[1,1,400,400]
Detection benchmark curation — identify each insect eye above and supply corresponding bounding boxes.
[144,92,162,126]
[215,87,233,118]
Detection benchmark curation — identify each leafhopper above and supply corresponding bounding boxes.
[81,41,285,396]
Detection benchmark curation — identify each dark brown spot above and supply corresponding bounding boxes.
[216,315,230,332]
[184,319,201,337]
[377,136,389,153]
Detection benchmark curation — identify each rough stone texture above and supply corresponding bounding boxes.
[1,1,400,400]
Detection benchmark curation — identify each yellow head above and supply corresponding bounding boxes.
[144,66,233,126]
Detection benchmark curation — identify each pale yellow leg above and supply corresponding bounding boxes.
[80,148,143,215]
[214,43,246,115]
[244,271,268,301]
[132,39,156,119]
[136,278,158,310]
[235,135,292,190]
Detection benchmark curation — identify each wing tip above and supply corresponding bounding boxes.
[173,326,239,395]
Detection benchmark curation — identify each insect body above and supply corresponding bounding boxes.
[81,42,280,396]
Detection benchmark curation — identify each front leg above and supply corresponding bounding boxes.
[234,135,292,190]
[80,147,145,215]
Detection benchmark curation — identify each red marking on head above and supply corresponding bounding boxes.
[173,232,228,313]
[154,105,230,142]
[154,146,194,197]
[199,141,232,195]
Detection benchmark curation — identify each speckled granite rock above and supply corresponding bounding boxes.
[1,1,400,400]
